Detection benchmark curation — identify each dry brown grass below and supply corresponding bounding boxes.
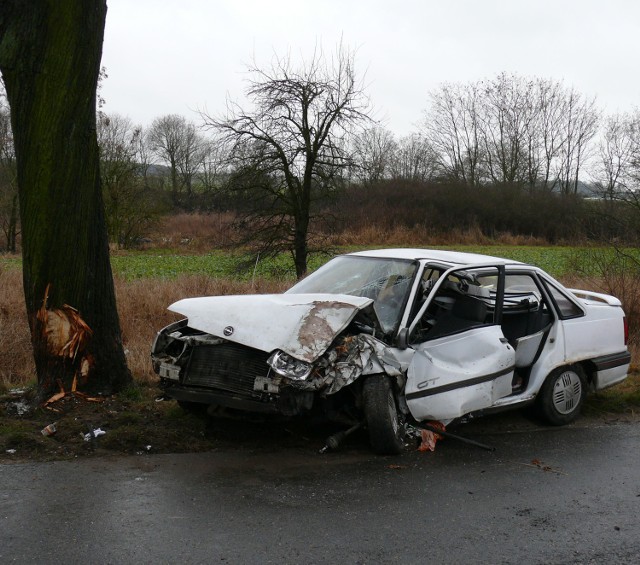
[146,212,236,252]
[324,223,549,247]
[142,213,550,253]
[564,248,640,363]
[0,268,34,388]
[0,270,289,390]
[115,275,289,384]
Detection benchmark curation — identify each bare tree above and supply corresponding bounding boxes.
[423,75,600,193]
[98,113,166,248]
[556,89,600,195]
[591,110,640,240]
[0,84,18,252]
[592,112,639,199]
[0,0,131,399]
[204,46,371,277]
[147,114,207,205]
[388,133,437,182]
[479,73,537,187]
[530,78,568,191]
[350,125,395,185]
[199,135,230,194]
[424,82,483,186]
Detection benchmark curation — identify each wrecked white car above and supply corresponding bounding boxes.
[151,249,631,454]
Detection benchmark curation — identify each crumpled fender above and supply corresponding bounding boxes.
[290,334,405,395]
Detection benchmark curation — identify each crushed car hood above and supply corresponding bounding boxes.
[168,293,375,363]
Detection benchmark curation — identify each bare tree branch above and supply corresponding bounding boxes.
[202,45,371,277]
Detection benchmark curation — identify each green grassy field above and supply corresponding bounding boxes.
[0,245,611,281]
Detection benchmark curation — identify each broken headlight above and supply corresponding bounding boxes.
[267,350,312,381]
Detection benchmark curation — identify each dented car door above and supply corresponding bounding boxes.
[404,264,516,422]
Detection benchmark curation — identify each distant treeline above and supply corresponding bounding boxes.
[324,180,639,245]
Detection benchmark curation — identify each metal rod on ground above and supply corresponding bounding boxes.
[319,422,363,453]
[420,423,495,452]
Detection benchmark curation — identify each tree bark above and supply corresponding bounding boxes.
[0,0,131,398]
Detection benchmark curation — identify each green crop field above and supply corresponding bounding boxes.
[1,246,637,281]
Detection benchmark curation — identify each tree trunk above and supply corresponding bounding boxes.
[293,184,311,279]
[0,0,132,399]
[293,228,308,279]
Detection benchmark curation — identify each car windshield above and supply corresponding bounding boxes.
[286,256,417,333]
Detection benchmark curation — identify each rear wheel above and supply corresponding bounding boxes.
[363,375,405,454]
[536,365,587,425]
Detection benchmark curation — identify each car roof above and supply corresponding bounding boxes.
[348,248,524,266]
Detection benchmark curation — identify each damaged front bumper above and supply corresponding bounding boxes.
[152,321,407,416]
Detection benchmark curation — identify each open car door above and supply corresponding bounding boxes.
[404,264,516,422]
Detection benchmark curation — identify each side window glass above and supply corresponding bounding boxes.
[542,280,584,319]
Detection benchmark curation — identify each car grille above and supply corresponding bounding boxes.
[184,343,271,397]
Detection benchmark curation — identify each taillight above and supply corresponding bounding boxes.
[623,316,629,345]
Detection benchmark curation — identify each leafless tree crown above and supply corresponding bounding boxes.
[202,46,372,277]
[422,73,600,193]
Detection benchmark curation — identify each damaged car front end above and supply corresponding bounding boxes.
[152,255,417,453]
[152,292,406,418]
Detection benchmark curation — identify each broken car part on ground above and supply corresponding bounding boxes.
[151,249,631,454]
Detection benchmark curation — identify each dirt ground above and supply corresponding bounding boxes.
[2,373,639,463]
[0,384,357,463]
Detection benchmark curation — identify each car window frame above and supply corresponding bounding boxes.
[407,263,506,342]
[537,273,586,320]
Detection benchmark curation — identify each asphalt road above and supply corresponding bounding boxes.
[2,417,640,564]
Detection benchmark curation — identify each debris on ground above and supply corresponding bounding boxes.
[43,379,104,410]
[41,423,57,436]
[516,458,568,476]
[418,421,446,452]
[0,384,332,461]
[3,380,633,462]
[83,428,106,442]
[5,388,32,417]
[319,422,362,453]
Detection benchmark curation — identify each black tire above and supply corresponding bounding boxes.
[536,365,587,426]
[363,375,405,455]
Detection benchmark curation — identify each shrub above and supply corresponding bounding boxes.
[568,247,640,359]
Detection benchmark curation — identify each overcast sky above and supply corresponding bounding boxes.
[101,0,640,136]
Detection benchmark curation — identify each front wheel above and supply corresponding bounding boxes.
[536,365,587,425]
[362,375,405,454]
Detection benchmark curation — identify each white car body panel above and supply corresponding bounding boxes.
[406,325,515,421]
[562,304,625,362]
[350,248,520,265]
[169,293,373,363]
[568,289,622,307]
